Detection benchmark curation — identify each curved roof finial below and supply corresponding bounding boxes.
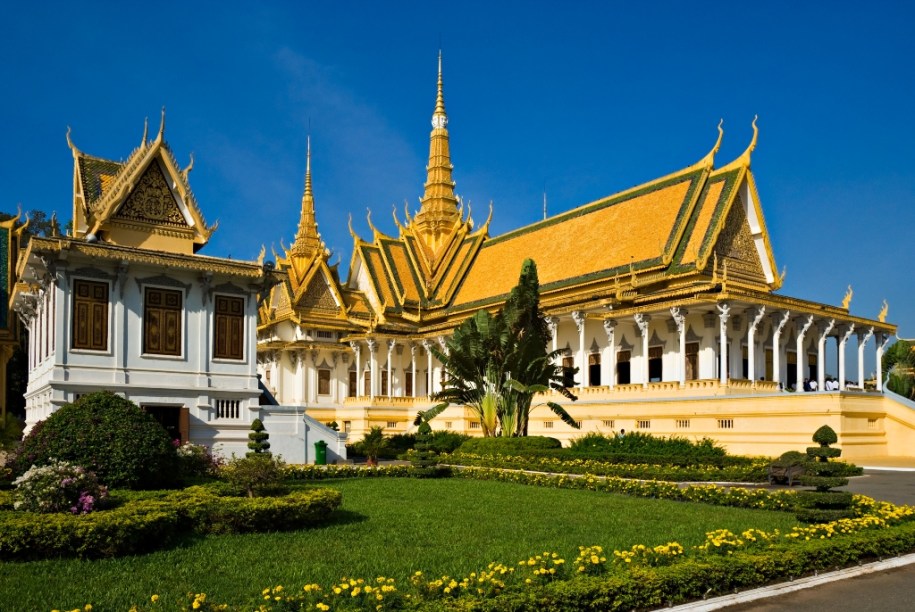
[366,207,381,238]
[392,203,405,233]
[737,115,758,167]
[404,200,412,225]
[182,153,194,180]
[156,106,166,142]
[141,117,149,147]
[66,126,81,156]
[695,119,724,168]
[347,213,357,240]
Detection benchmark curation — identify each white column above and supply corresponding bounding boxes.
[857,328,874,389]
[634,313,650,387]
[603,319,617,390]
[410,343,417,398]
[572,311,586,389]
[770,310,790,386]
[717,303,730,385]
[546,316,558,364]
[876,332,891,392]
[423,339,433,396]
[367,339,377,400]
[747,306,766,384]
[816,318,836,390]
[386,340,395,398]
[795,315,814,390]
[670,307,687,386]
[837,324,854,391]
[350,341,361,398]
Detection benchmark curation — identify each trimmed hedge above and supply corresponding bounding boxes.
[444,452,771,482]
[0,486,342,560]
[458,436,562,455]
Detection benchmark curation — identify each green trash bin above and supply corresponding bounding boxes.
[314,440,328,465]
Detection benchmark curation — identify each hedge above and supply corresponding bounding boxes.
[0,486,342,560]
[443,452,772,482]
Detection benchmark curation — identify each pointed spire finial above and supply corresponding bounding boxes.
[432,50,447,129]
[290,135,322,257]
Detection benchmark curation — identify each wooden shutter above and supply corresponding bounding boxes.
[214,295,244,360]
[72,280,108,351]
[144,287,182,356]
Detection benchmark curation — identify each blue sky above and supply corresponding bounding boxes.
[3,1,914,369]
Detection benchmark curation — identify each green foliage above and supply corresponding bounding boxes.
[0,413,23,451]
[12,391,178,489]
[0,486,341,560]
[460,435,562,455]
[221,454,286,498]
[448,452,770,483]
[359,426,389,464]
[12,459,108,514]
[812,425,838,446]
[176,442,222,480]
[770,451,808,469]
[420,259,579,436]
[246,418,271,456]
[569,431,727,461]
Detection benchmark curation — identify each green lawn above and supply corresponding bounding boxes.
[0,478,799,611]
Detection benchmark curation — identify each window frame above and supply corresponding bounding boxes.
[71,278,111,353]
[142,285,185,358]
[212,294,246,361]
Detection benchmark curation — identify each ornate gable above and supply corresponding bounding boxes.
[115,162,187,227]
[713,193,766,283]
[299,270,339,312]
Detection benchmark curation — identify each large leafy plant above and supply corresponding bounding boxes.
[420,259,579,436]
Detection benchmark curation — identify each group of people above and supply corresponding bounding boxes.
[799,377,842,392]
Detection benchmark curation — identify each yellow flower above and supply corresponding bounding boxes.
[151,595,160,603]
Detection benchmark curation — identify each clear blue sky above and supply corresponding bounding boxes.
[3,1,914,370]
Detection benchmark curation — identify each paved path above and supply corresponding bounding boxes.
[690,467,915,611]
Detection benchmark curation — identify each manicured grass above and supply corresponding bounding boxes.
[0,478,798,611]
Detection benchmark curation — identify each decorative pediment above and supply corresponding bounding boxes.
[299,269,340,312]
[115,162,187,228]
[712,193,766,283]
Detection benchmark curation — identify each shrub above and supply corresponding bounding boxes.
[221,454,286,497]
[569,431,727,461]
[459,436,562,455]
[12,459,108,514]
[797,424,854,522]
[428,430,471,453]
[176,442,222,480]
[12,392,178,489]
[246,418,271,456]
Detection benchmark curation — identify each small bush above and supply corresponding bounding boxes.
[176,442,222,480]
[569,431,727,461]
[459,436,562,455]
[12,392,178,489]
[12,459,108,514]
[771,451,807,469]
[221,454,286,497]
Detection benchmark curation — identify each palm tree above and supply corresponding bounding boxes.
[418,259,579,436]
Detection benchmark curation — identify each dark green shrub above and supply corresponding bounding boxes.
[428,431,470,453]
[771,451,807,469]
[12,392,177,489]
[459,436,561,455]
[246,418,271,456]
[812,424,839,446]
[569,431,727,461]
[221,454,286,497]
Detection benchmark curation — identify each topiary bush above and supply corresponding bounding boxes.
[12,392,178,489]
[220,454,286,498]
[796,424,855,522]
[246,418,271,456]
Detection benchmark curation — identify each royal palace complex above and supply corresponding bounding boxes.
[8,58,912,461]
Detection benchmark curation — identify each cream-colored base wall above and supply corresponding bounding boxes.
[305,391,915,461]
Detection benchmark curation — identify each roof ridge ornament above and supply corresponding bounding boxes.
[156,106,166,143]
[66,126,81,157]
[141,117,149,148]
[718,115,758,171]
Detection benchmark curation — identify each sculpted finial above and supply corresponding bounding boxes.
[156,106,166,142]
[878,299,889,323]
[256,244,266,265]
[366,208,380,238]
[779,265,787,285]
[141,117,149,147]
[182,153,194,180]
[65,126,81,156]
[697,119,724,168]
[842,285,853,310]
[347,213,357,240]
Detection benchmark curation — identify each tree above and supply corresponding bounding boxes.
[419,259,579,436]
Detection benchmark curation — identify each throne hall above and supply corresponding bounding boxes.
[256,57,910,460]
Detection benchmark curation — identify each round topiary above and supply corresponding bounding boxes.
[812,425,838,446]
[13,391,178,489]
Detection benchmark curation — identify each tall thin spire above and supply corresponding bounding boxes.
[413,51,460,255]
[291,136,323,257]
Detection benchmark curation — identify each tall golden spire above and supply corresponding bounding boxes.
[412,51,461,253]
[290,136,323,257]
